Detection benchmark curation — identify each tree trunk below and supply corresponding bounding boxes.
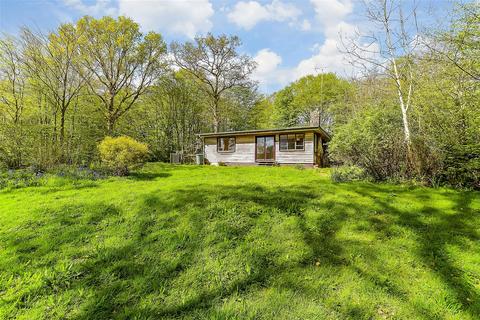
[212,97,219,133]
[400,102,414,168]
[107,116,115,135]
[60,110,66,144]
[391,59,414,170]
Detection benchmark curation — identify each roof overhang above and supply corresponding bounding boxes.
[198,126,331,141]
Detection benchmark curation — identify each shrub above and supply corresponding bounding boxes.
[331,165,367,183]
[98,136,149,176]
[439,144,480,189]
[329,104,407,181]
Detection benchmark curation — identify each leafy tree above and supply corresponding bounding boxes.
[432,2,480,81]
[0,35,26,124]
[0,35,28,168]
[121,71,209,161]
[21,24,85,145]
[171,33,256,132]
[342,0,420,167]
[248,96,275,129]
[272,73,351,130]
[221,85,262,131]
[76,16,168,134]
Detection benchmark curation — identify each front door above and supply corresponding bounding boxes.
[256,136,275,162]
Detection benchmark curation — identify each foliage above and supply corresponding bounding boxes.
[0,164,479,319]
[0,6,479,188]
[330,104,407,181]
[98,136,149,175]
[76,16,169,134]
[440,144,480,189]
[331,165,367,183]
[171,33,256,132]
[121,71,209,161]
[272,73,351,131]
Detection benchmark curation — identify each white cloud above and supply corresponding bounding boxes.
[253,0,365,91]
[227,0,301,30]
[300,19,312,31]
[253,48,294,91]
[63,0,214,38]
[310,0,353,26]
[62,0,117,16]
[253,49,282,79]
[118,0,214,38]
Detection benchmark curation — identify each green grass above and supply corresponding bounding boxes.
[0,163,479,319]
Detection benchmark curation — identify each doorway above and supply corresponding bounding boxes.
[255,136,275,162]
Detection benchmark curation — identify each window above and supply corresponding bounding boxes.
[279,133,304,151]
[217,136,236,152]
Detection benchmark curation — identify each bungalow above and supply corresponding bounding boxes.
[198,126,330,167]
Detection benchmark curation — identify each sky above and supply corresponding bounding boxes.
[0,0,456,93]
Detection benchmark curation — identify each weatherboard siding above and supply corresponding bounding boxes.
[275,132,314,164]
[204,132,315,165]
[204,136,256,164]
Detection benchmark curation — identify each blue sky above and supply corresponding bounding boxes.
[0,0,455,92]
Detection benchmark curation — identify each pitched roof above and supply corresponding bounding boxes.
[198,126,331,141]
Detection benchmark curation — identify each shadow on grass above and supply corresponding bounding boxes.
[352,184,480,316]
[2,179,479,319]
[127,171,172,181]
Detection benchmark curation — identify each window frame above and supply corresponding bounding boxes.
[216,136,236,153]
[279,133,305,151]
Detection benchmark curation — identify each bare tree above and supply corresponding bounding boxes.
[342,0,419,165]
[76,16,168,134]
[21,24,86,144]
[171,33,256,132]
[0,35,26,124]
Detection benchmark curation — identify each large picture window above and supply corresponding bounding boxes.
[279,133,304,151]
[217,136,236,152]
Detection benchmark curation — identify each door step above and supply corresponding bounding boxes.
[257,162,275,166]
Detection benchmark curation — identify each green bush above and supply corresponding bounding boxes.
[98,136,149,176]
[329,104,407,181]
[331,165,367,183]
[439,144,480,189]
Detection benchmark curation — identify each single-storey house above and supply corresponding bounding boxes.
[198,126,330,167]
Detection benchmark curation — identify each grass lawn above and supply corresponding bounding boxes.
[0,163,479,319]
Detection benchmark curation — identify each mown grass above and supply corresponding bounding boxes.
[0,163,479,319]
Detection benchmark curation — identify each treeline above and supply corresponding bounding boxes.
[1,1,479,188]
[250,2,479,188]
[0,16,260,167]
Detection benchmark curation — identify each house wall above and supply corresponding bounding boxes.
[275,132,314,164]
[203,132,315,165]
[204,135,256,164]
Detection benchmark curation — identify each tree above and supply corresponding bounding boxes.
[122,71,209,161]
[0,35,26,124]
[431,2,479,81]
[171,33,256,132]
[221,85,262,131]
[0,35,28,168]
[342,0,419,168]
[248,96,275,129]
[271,73,351,131]
[21,24,86,145]
[76,16,168,134]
